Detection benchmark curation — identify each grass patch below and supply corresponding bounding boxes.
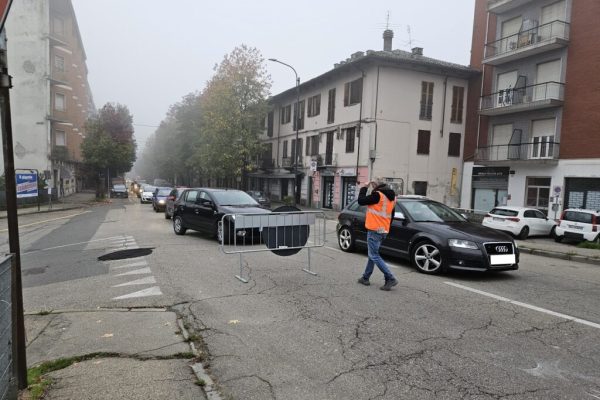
[186,334,201,343]
[576,241,600,250]
[195,379,206,387]
[36,309,53,316]
[26,353,120,399]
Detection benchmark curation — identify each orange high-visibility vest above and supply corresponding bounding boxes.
[365,192,395,233]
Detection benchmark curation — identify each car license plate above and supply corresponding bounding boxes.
[568,225,584,230]
[493,217,504,222]
[490,254,516,265]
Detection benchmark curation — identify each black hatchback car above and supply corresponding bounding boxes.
[337,196,519,274]
[172,188,269,243]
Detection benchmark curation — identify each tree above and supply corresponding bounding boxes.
[197,45,271,187]
[82,103,137,196]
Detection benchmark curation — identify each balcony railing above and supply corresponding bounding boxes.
[314,153,337,167]
[484,20,570,62]
[281,155,303,168]
[480,81,564,115]
[475,141,559,162]
[259,158,274,170]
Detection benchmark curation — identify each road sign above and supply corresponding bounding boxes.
[16,172,38,198]
[0,0,13,31]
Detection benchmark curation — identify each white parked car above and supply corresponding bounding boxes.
[554,209,600,243]
[482,206,556,239]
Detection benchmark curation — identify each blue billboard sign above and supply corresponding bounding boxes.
[16,172,38,198]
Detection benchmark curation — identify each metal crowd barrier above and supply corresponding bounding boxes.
[220,211,326,282]
[0,255,14,400]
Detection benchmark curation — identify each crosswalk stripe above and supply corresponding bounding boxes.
[112,276,156,287]
[115,267,152,276]
[112,286,162,300]
[111,261,148,270]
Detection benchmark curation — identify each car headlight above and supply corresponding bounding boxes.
[448,239,479,249]
[158,200,165,204]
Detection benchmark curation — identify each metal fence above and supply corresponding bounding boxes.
[0,255,14,400]
[220,211,326,282]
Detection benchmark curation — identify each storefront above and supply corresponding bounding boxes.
[564,177,600,210]
[471,166,510,212]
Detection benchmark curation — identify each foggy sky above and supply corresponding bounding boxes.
[71,0,475,152]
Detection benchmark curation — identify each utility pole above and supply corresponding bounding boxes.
[0,27,27,390]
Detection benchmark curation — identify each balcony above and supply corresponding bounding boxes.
[51,145,72,162]
[480,81,564,116]
[484,20,570,65]
[281,155,303,169]
[475,141,559,165]
[257,158,274,170]
[487,0,532,14]
[314,153,337,168]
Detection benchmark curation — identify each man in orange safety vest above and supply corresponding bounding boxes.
[356,178,398,291]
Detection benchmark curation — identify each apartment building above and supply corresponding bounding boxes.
[462,0,600,218]
[251,31,476,210]
[3,0,94,196]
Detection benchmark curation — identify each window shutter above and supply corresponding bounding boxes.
[344,82,350,106]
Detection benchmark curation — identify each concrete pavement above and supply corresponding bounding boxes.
[23,309,208,400]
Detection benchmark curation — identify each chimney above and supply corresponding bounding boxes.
[383,29,393,51]
[412,47,423,56]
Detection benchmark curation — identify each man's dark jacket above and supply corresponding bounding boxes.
[357,184,396,230]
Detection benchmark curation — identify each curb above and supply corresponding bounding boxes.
[177,318,222,400]
[0,204,87,219]
[519,246,600,266]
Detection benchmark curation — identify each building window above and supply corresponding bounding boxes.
[280,105,291,124]
[55,130,66,146]
[53,16,65,36]
[417,130,430,155]
[327,88,336,123]
[448,132,461,157]
[345,127,356,153]
[420,81,434,120]
[267,111,274,137]
[344,78,363,106]
[54,55,65,72]
[450,86,464,124]
[54,93,66,111]
[526,177,551,210]
[307,94,321,117]
[306,135,321,156]
[293,100,305,131]
[414,181,428,196]
[282,140,288,158]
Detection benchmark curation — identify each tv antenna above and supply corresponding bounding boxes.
[407,25,414,48]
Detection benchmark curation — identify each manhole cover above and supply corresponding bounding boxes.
[98,248,153,261]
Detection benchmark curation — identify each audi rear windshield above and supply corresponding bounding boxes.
[401,200,466,222]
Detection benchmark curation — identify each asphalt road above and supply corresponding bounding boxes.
[7,198,600,399]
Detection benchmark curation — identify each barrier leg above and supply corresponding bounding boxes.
[235,253,248,283]
[302,248,317,276]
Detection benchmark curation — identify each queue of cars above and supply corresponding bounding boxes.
[127,181,597,275]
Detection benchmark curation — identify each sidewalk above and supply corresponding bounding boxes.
[1,191,100,219]
[22,308,210,400]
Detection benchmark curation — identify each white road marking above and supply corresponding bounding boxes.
[22,235,128,255]
[445,282,600,330]
[103,256,147,265]
[111,261,148,270]
[112,276,156,287]
[115,267,152,276]
[0,211,92,233]
[112,286,162,300]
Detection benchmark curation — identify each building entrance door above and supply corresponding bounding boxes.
[322,176,334,209]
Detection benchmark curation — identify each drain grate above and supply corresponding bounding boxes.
[98,248,153,261]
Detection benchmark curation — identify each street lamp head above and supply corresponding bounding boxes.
[268,58,278,62]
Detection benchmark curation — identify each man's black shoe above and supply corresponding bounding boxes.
[357,277,370,286]
[380,279,398,291]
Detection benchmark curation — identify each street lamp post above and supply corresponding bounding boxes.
[268,58,300,207]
